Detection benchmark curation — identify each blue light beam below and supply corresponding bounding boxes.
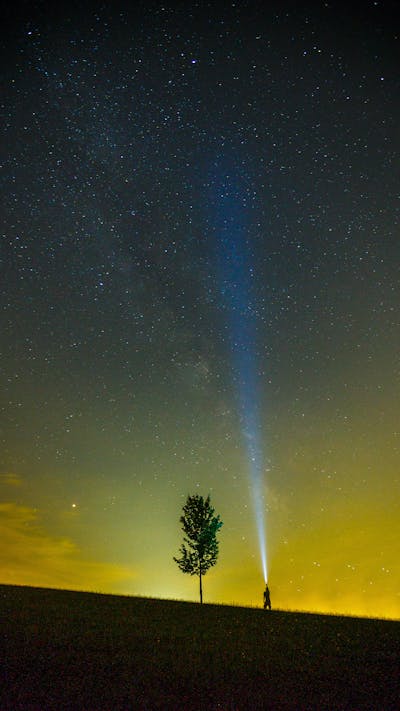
[210,160,268,582]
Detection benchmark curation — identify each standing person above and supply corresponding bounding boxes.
[263,584,271,610]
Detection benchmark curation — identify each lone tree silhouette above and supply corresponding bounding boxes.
[174,494,222,604]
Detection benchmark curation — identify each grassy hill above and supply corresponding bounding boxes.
[0,584,398,710]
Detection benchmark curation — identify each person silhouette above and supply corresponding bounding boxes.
[263,584,271,610]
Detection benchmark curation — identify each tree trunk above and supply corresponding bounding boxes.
[199,568,203,604]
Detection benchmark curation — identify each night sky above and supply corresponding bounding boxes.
[1,1,399,618]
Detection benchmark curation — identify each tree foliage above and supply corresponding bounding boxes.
[173,494,222,603]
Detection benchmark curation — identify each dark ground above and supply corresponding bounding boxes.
[0,584,398,710]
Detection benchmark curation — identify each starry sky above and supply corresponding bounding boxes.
[1,1,399,618]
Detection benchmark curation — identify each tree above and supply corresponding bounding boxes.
[173,494,223,604]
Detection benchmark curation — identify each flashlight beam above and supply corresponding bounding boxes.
[210,157,269,581]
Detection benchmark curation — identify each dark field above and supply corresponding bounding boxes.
[0,584,398,710]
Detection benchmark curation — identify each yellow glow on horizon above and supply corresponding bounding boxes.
[1,480,399,620]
